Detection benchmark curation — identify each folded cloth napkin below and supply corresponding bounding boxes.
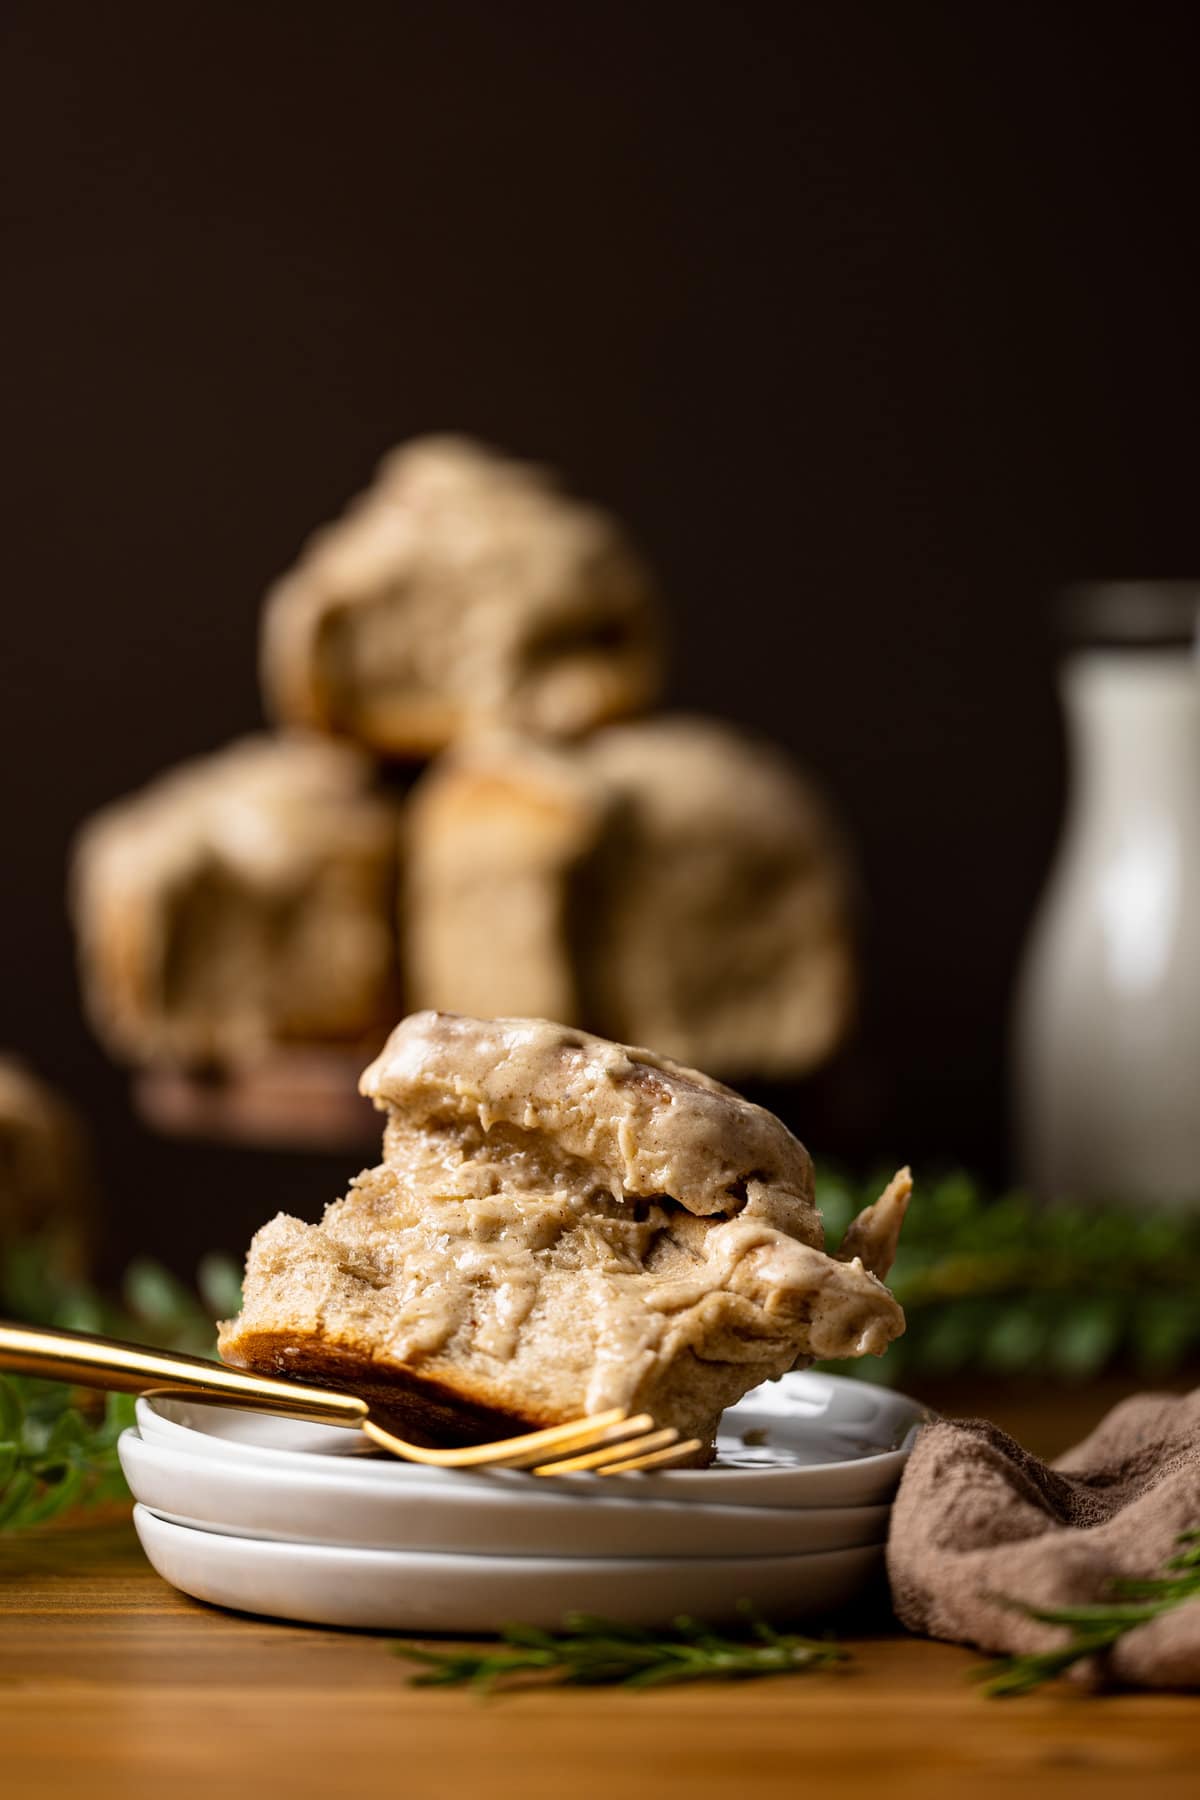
[887,1390,1200,1688]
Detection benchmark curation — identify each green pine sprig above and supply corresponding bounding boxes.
[0,1237,242,1530]
[816,1169,1200,1386]
[0,1379,136,1529]
[976,1529,1200,1695]
[393,1607,849,1692]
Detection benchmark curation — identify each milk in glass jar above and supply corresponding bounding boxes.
[1014,584,1200,1209]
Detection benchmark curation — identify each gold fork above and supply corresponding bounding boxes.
[0,1322,702,1475]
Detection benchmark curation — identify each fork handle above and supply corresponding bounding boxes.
[0,1321,366,1426]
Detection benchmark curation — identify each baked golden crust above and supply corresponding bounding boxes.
[70,734,399,1071]
[403,718,856,1080]
[259,437,662,758]
[219,1014,908,1453]
[215,1324,554,1444]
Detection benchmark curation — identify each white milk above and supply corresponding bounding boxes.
[1014,649,1200,1207]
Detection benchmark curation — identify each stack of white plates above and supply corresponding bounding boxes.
[121,1372,926,1631]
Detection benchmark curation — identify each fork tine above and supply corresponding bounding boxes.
[485,1414,657,1470]
[359,1405,635,1468]
[598,1436,705,1474]
[358,1404,698,1477]
[531,1425,682,1476]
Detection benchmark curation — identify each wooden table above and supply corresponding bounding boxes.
[3,1384,1198,1800]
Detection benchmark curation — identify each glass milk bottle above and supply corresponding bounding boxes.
[1014,584,1200,1209]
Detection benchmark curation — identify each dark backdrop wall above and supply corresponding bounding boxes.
[3,2,1199,1272]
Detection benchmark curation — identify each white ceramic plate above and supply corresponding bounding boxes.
[118,1429,889,1557]
[135,1371,926,1509]
[133,1504,885,1631]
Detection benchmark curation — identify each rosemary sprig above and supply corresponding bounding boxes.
[976,1529,1200,1695]
[393,1608,849,1692]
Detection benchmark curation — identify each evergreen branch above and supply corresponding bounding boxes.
[976,1530,1200,1695]
[0,1238,242,1530]
[392,1607,849,1692]
[0,1381,136,1529]
[816,1169,1200,1385]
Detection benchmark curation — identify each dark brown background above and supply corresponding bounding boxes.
[3,3,1198,1272]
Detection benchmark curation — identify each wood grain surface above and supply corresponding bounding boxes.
[3,1387,1199,1800]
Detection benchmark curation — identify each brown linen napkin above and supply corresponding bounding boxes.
[887,1390,1200,1687]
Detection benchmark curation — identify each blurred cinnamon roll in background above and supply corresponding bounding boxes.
[404,717,856,1081]
[260,437,663,758]
[70,735,399,1075]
